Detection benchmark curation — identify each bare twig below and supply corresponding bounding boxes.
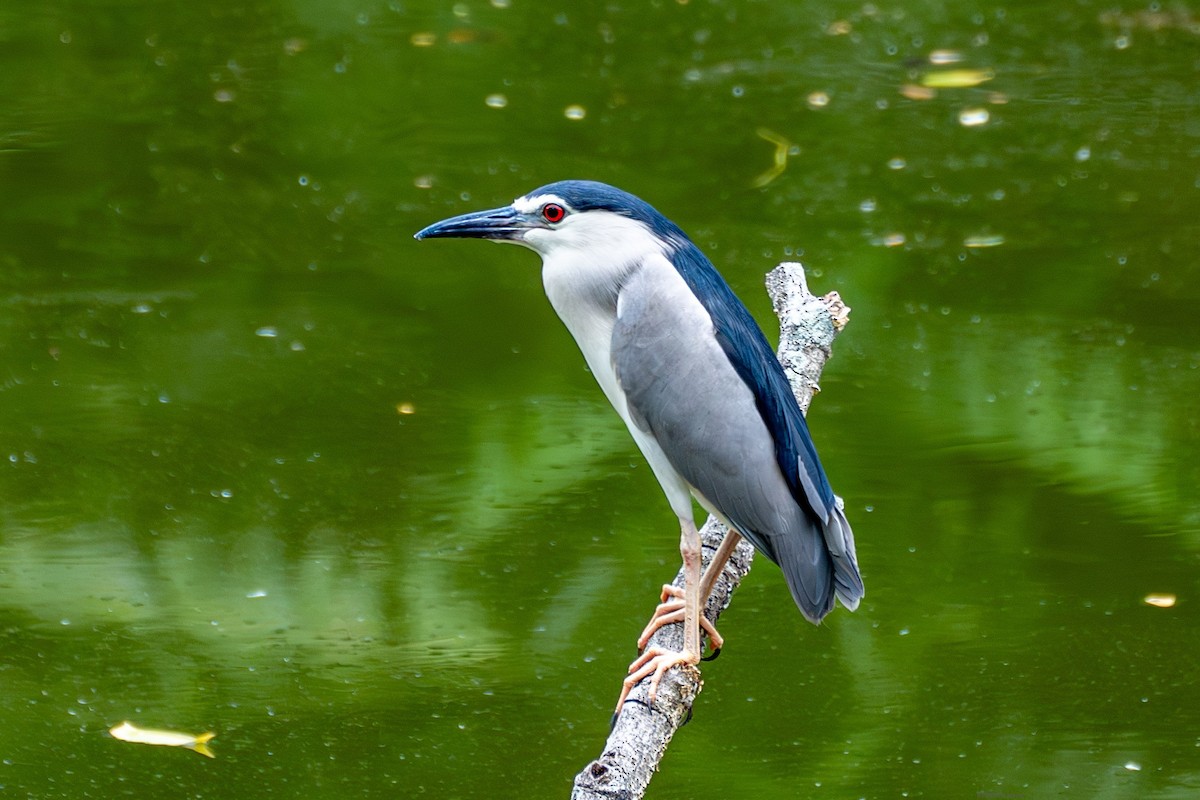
[570,262,850,799]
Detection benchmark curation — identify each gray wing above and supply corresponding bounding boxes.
[612,255,843,622]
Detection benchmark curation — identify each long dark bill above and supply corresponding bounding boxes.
[413,206,530,241]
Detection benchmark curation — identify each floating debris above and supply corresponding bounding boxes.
[446,29,481,45]
[921,68,994,89]
[1099,7,1199,33]
[900,84,937,101]
[928,49,965,65]
[964,234,1006,248]
[563,104,586,120]
[109,721,216,758]
[874,232,907,248]
[1143,593,1176,608]
[410,32,437,47]
[485,93,507,109]
[806,91,830,109]
[751,127,798,188]
[958,107,991,127]
[396,402,416,415]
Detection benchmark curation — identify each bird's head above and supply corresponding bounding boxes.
[414,180,690,261]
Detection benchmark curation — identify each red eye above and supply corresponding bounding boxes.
[541,203,566,223]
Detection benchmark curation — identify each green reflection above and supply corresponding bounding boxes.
[1,1,1198,798]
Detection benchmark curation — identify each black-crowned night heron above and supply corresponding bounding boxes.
[415,180,863,716]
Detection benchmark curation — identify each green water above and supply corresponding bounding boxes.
[2,1,1198,797]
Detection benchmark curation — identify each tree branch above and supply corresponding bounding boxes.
[570,262,851,799]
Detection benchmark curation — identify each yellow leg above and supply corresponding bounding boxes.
[614,518,707,716]
[634,529,743,655]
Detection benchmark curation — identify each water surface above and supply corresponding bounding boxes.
[2,2,1198,798]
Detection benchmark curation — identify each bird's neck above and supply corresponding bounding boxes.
[534,213,665,317]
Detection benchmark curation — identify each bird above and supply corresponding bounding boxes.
[415,180,863,715]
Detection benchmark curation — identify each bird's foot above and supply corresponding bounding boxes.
[613,645,700,718]
[636,584,723,659]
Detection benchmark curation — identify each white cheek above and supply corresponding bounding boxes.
[520,210,665,263]
[524,229,551,248]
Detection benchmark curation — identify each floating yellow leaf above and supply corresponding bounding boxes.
[752,128,797,188]
[921,68,995,89]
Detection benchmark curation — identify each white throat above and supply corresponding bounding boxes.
[514,201,669,429]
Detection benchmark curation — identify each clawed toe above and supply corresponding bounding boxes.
[612,646,700,718]
[636,589,723,657]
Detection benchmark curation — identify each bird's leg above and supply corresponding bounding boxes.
[700,528,742,599]
[635,529,743,657]
[615,517,703,716]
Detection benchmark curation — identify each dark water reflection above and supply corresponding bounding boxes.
[2,1,1199,798]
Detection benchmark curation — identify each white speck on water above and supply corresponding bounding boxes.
[958,107,990,126]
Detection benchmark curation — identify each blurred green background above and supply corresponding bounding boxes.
[2,1,1198,797]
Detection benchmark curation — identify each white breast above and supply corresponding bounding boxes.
[541,247,703,521]
[534,211,667,421]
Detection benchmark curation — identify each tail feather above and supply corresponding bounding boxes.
[773,527,834,624]
[823,501,864,611]
[765,498,863,624]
